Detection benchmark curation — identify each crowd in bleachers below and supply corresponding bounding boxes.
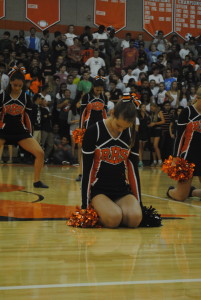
[0,25,200,166]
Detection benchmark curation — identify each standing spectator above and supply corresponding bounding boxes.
[85,50,105,77]
[0,31,13,52]
[160,101,174,160]
[25,27,41,52]
[121,32,132,51]
[148,103,165,166]
[92,25,108,50]
[122,39,139,68]
[79,26,93,44]
[134,33,145,49]
[138,104,150,167]
[65,25,77,47]
[156,82,166,107]
[165,81,180,108]
[105,29,120,68]
[31,93,43,144]
[77,71,92,99]
[56,88,71,139]
[179,86,189,108]
[40,29,50,48]
[67,37,82,68]
[108,80,123,104]
[149,79,159,101]
[40,98,54,164]
[52,31,67,60]
[0,63,9,91]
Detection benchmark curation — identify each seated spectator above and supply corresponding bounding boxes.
[148,66,164,86]
[25,66,43,94]
[0,63,9,91]
[55,64,68,85]
[41,57,55,78]
[66,74,77,100]
[179,41,190,60]
[123,67,137,87]
[164,68,176,91]
[132,60,148,80]
[108,79,123,104]
[149,79,159,101]
[147,43,161,66]
[53,136,73,165]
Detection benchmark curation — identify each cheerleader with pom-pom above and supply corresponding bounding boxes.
[68,94,161,228]
[166,87,201,201]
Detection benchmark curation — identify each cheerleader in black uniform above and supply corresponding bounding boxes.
[81,96,142,228]
[0,69,48,188]
[167,88,201,201]
[75,78,107,181]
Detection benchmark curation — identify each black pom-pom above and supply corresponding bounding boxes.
[139,205,162,227]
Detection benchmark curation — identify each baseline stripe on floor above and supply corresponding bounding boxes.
[1,278,201,290]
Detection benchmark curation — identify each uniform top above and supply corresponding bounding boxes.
[173,105,201,175]
[80,91,108,129]
[81,120,140,209]
[0,91,32,133]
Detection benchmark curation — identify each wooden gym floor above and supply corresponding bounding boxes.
[0,163,201,300]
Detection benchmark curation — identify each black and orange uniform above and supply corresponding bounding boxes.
[173,105,201,176]
[80,92,107,129]
[81,120,140,209]
[0,91,32,144]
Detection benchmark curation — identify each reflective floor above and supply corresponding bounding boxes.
[0,164,201,299]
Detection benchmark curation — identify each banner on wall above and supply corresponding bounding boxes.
[94,0,126,32]
[143,0,174,37]
[0,0,5,19]
[174,0,201,39]
[26,0,60,31]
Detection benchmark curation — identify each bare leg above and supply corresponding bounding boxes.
[168,178,193,201]
[0,140,5,162]
[115,194,142,228]
[18,138,44,182]
[7,145,13,163]
[191,176,201,198]
[91,194,122,228]
[153,137,161,161]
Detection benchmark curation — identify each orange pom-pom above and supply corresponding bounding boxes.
[67,206,101,228]
[72,128,86,144]
[162,155,195,182]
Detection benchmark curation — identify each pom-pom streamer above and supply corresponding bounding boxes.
[72,128,86,144]
[67,206,101,228]
[139,205,162,227]
[162,155,195,182]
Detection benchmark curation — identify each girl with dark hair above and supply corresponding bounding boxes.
[0,69,48,188]
[76,78,108,181]
[81,95,142,228]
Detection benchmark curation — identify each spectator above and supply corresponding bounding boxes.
[138,104,151,167]
[0,31,13,52]
[164,68,176,91]
[67,37,83,68]
[179,41,190,60]
[65,24,77,47]
[0,63,9,91]
[122,39,139,68]
[40,29,50,48]
[147,43,161,66]
[52,31,67,60]
[165,81,180,108]
[153,30,169,52]
[148,66,164,86]
[25,27,41,52]
[53,136,73,165]
[66,74,77,100]
[85,49,105,77]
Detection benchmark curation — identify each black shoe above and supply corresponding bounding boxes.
[75,174,82,182]
[188,186,196,197]
[33,181,49,188]
[166,186,174,199]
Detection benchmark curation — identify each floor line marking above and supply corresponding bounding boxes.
[1,278,201,290]
[142,193,201,209]
[46,174,74,181]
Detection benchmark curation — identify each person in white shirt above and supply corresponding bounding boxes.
[92,25,108,43]
[179,41,190,60]
[132,61,148,80]
[85,49,105,77]
[148,66,164,86]
[121,32,132,50]
[65,25,77,47]
[123,67,137,87]
[0,63,9,91]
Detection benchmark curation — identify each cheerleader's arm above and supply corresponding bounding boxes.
[173,107,189,157]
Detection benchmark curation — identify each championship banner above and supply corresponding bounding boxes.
[0,0,5,19]
[94,0,126,32]
[143,0,174,37]
[174,0,201,40]
[26,0,60,31]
